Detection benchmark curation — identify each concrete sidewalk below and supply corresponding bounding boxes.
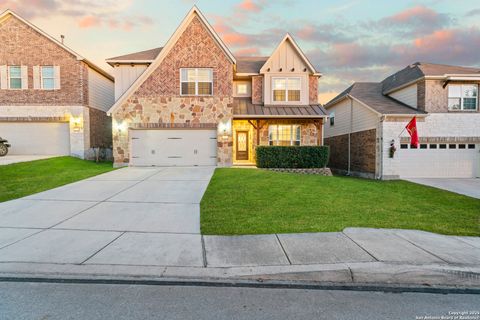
[0,155,61,165]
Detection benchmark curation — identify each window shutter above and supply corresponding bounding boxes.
[54,66,61,90]
[0,66,7,90]
[33,66,40,89]
[21,65,28,89]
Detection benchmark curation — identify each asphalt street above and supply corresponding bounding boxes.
[1,281,479,320]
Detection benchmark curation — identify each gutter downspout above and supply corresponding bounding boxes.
[377,115,386,180]
[347,96,353,175]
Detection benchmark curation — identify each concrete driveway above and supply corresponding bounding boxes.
[0,166,215,267]
[406,178,480,199]
[0,155,61,165]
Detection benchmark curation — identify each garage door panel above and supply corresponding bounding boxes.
[396,144,479,178]
[0,122,70,155]
[130,129,217,167]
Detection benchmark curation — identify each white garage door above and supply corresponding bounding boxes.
[396,143,479,178]
[0,122,70,155]
[130,129,217,166]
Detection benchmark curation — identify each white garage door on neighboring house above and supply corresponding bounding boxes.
[130,129,217,166]
[396,143,480,178]
[0,122,70,155]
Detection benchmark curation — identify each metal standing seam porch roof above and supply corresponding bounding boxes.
[232,98,328,118]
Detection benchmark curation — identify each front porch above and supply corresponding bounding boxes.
[232,118,325,165]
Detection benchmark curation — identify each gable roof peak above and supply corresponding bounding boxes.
[0,9,113,81]
[260,32,320,75]
[107,5,235,114]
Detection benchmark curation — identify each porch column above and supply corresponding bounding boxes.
[314,119,323,146]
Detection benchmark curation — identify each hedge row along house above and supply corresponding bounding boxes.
[106,6,328,167]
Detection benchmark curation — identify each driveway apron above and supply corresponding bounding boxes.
[0,166,215,267]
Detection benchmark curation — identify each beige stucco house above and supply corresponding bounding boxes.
[0,10,114,159]
[106,6,327,167]
[324,62,480,179]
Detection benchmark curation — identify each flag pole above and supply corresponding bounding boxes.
[398,116,415,138]
[397,126,407,138]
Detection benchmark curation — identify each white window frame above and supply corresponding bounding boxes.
[180,68,213,96]
[8,66,22,90]
[272,77,301,102]
[268,124,301,146]
[41,66,55,90]
[448,84,478,111]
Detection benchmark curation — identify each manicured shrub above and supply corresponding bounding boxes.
[255,146,330,168]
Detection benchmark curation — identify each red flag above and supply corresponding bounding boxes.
[405,117,419,148]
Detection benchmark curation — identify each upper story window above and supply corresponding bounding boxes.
[8,66,22,89]
[268,124,301,146]
[237,83,247,95]
[448,84,478,111]
[41,66,55,90]
[180,68,213,96]
[272,77,301,102]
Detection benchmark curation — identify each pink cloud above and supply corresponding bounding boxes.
[78,15,102,28]
[234,47,260,56]
[389,5,438,23]
[413,29,455,49]
[237,0,262,12]
[222,33,250,46]
[297,25,315,40]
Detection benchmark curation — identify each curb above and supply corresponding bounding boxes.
[1,275,479,295]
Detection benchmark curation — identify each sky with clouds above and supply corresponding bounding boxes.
[2,0,480,103]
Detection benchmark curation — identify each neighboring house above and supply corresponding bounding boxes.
[0,10,114,159]
[106,6,327,167]
[324,62,480,179]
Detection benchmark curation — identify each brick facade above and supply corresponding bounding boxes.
[251,75,263,105]
[423,79,480,113]
[112,15,234,166]
[309,75,319,104]
[324,129,377,174]
[89,107,112,148]
[0,13,113,159]
[0,15,88,105]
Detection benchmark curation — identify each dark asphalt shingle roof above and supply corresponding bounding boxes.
[382,62,480,93]
[106,47,163,62]
[235,56,268,74]
[325,82,426,115]
[233,98,327,117]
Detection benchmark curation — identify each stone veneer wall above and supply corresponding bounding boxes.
[258,120,320,146]
[0,15,88,106]
[309,75,319,104]
[324,129,377,175]
[112,15,234,166]
[251,76,263,104]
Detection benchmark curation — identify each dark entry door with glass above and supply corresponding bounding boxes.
[236,131,249,160]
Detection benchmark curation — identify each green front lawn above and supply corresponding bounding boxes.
[0,156,115,202]
[201,169,480,236]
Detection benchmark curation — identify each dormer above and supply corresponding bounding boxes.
[260,34,321,105]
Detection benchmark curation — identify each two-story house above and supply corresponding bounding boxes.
[106,6,327,167]
[0,10,114,159]
[324,62,480,179]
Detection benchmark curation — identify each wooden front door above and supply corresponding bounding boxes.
[236,131,249,160]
